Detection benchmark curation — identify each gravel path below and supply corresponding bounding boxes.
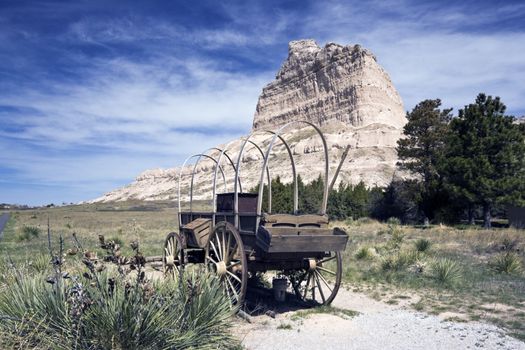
[0,212,10,241]
[235,288,525,350]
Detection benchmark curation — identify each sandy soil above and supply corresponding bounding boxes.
[234,287,525,350]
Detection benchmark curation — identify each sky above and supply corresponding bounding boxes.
[1,0,524,206]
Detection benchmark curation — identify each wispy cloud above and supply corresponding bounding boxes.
[1,0,524,205]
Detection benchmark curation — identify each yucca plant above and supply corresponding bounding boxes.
[0,235,239,350]
[414,238,432,252]
[355,246,374,260]
[430,258,462,287]
[489,252,523,275]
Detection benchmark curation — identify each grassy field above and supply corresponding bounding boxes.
[0,201,178,262]
[1,203,524,340]
[337,218,525,341]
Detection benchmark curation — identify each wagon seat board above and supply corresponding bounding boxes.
[256,213,348,253]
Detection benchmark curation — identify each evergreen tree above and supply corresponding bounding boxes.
[396,99,452,225]
[442,93,525,228]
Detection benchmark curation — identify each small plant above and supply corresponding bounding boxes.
[386,217,401,226]
[277,323,293,330]
[28,254,50,273]
[355,246,375,260]
[17,226,41,241]
[414,238,432,252]
[489,252,523,274]
[381,251,417,271]
[430,258,462,287]
[345,217,354,226]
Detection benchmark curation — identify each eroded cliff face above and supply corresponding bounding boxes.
[252,40,405,130]
[91,40,406,204]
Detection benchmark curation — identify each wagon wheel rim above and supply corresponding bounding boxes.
[291,251,342,306]
[205,222,247,306]
[163,232,183,278]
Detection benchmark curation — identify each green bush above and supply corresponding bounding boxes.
[489,252,523,274]
[430,258,462,287]
[381,251,419,271]
[414,238,432,252]
[17,226,41,241]
[355,246,375,260]
[0,268,238,349]
[386,217,401,226]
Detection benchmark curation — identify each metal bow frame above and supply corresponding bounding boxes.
[176,120,329,230]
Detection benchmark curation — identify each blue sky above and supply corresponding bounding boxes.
[1,0,524,206]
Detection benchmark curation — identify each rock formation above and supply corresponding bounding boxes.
[91,40,406,204]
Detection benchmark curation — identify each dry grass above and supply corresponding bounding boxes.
[335,219,525,339]
[0,202,177,262]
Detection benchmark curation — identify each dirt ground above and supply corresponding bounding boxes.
[234,286,525,350]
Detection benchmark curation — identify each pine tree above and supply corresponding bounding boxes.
[443,93,525,228]
[396,99,452,225]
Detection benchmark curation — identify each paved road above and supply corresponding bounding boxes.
[0,212,10,241]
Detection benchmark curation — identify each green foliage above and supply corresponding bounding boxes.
[17,225,41,241]
[0,269,237,349]
[397,99,452,223]
[442,93,525,228]
[489,252,523,274]
[355,246,375,260]
[381,250,419,271]
[387,217,401,226]
[254,175,382,219]
[430,258,462,287]
[414,238,432,252]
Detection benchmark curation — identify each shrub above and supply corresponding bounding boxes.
[355,246,375,260]
[0,237,239,349]
[17,226,41,241]
[381,251,418,271]
[28,254,50,273]
[415,238,432,252]
[386,217,401,226]
[430,258,462,287]
[489,252,523,275]
[0,269,238,349]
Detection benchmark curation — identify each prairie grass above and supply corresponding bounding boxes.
[489,252,523,274]
[0,234,239,350]
[335,218,525,338]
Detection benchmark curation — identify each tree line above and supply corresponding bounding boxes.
[254,93,525,228]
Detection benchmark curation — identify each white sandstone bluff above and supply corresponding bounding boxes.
[91,39,407,203]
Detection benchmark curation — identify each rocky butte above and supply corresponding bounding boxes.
[92,39,407,203]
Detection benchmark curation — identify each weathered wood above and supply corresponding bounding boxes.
[262,213,329,228]
[256,226,348,253]
[183,218,212,248]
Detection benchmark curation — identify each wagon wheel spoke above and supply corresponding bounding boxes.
[210,240,221,261]
[318,255,336,265]
[225,275,240,302]
[226,270,242,283]
[303,273,312,299]
[316,270,333,293]
[163,232,183,278]
[206,222,247,306]
[317,266,336,275]
[289,252,342,306]
[206,255,218,264]
[227,260,241,269]
[314,273,326,303]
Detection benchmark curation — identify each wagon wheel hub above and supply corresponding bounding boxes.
[215,260,227,276]
[165,255,175,267]
[308,258,317,271]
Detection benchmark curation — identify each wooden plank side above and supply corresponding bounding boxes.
[265,227,333,236]
[266,235,348,253]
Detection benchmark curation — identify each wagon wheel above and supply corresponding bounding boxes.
[205,221,248,306]
[289,251,342,306]
[163,232,184,278]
